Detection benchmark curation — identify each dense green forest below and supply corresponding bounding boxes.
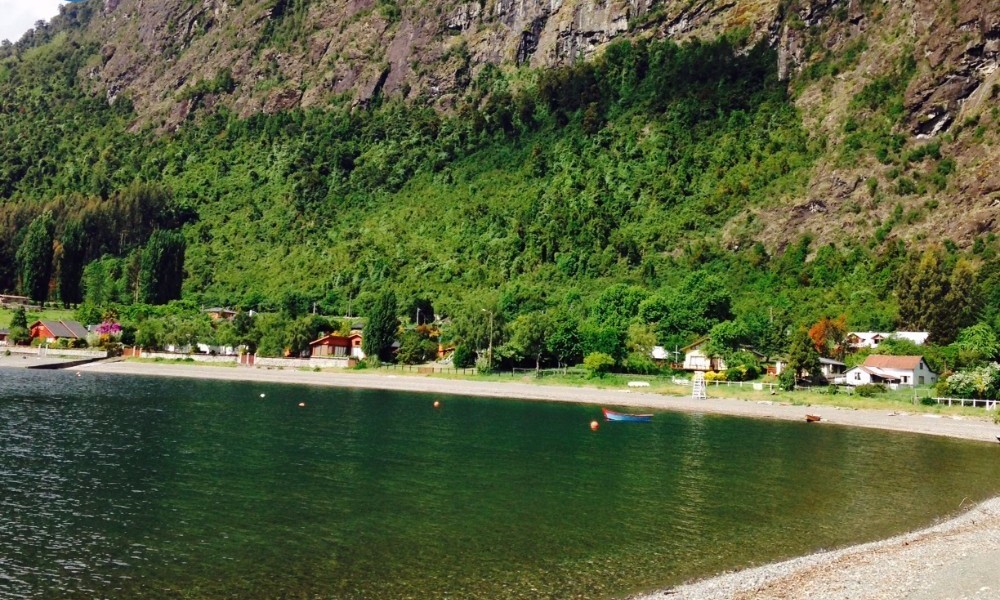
[3,14,1000,377]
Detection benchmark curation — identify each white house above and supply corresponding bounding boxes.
[651,346,669,361]
[775,357,847,382]
[843,355,938,388]
[681,337,727,371]
[846,331,929,350]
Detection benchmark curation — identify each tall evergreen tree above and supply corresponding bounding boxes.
[58,220,86,306]
[787,326,822,381]
[16,212,55,302]
[362,290,398,361]
[896,248,979,344]
[138,230,186,305]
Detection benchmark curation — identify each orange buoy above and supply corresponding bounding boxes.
[590,420,600,431]
[298,402,306,408]
[433,400,441,409]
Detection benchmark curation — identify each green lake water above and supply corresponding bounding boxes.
[1,368,999,599]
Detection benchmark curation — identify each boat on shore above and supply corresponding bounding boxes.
[805,414,822,423]
[602,408,653,422]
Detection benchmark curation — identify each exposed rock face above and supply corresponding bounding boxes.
[77,0,786,125]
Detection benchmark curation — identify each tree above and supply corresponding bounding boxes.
[583,352,615,378]
[952,323,1000,365]
[58,220,85,306]
[362,290,398,361]
[138,230,186,305]
[16,212,55,302]
[404,295,434,325]
[11,306,28,330]
[281,290,311,319]
[507,312,551,371]
[452,344,475,368]
[807,315,848,359]
[546,309,582,367]
[896,248,979,344]
[7,306,30,345]
[592,284,649,328]
[787,326,821,382]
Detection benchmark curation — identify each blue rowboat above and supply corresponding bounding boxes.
[602,408,653,423]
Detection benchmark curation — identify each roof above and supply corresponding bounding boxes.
[861,355,924,371]
[682,336,710,352]
[819,357,846,366]
[848,331,928,345]
[0,329,8,336]
[846,365,902,381]
[204,307,237,314]
[309,332,362,346]
[34,320,88,339]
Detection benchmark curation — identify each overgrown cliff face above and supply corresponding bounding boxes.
[77,0,787,126]
[746,0,999,250]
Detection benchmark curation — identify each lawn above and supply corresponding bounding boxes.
[0,307,77,329]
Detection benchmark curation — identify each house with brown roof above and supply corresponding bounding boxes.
[29,320,89,344]
[309,332,365,359]
[844,355,937,388]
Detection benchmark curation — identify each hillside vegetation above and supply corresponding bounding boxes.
[0,0,998,373]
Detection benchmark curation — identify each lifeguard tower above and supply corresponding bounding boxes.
[692,371,707,400]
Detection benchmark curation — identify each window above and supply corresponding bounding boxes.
[854,372,861,381]
[902,376,908,383]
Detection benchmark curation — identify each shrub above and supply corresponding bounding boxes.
[778,370,796,391]
[624,351,658,374]
[583,352,615,378]
[855,383,887,397]
[475,356,494,374]
[703,370,725,382]
[452,344,475,368]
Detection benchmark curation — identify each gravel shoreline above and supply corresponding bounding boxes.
[636,497,1000,600]
[71,360,1000,444]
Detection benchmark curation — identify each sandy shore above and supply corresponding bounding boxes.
[639,497,1000,600]
[77,360,1000,444]
[55,361,1000,598]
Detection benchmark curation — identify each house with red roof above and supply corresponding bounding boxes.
[844,355,937,387]
[29,320,89,344]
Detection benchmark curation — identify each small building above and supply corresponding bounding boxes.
[0,329,8,346]
[651,346,669,361]
[774,357,847,382]
[846,331,929,350]
[844,355,937,387]
[0,294,30,307]
[310,332,365,359]
[204,307,238,321]
[29,320,88,344]
[681,337,727,372]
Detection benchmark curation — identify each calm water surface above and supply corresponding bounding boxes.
[1,368,999,599]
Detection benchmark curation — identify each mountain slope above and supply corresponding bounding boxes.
[0,0,997,332]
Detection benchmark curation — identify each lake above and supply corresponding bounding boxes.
[1,367,999,599]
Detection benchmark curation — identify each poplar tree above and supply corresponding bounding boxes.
[138,230,186,305]
[362,290,398,361]
[58,220,86,306]
[16,212,55,302]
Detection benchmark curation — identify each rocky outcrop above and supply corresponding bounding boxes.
[69,0,785,123]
